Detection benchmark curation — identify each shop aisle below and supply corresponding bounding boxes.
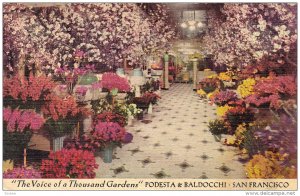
[96,83,246,179]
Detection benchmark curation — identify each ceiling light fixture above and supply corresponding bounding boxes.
[180,10,205,31]
[189,25,196,31]
[197,22,204,28]
[181,22,187,28]
[188,20,196,26]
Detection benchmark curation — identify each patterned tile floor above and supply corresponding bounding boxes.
[96,83,246,179]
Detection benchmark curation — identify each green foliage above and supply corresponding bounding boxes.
[45,118,76,138]
[3,128,32,160]
[90,97,113,115]
[208,119,228,135]
[241,129,265,158]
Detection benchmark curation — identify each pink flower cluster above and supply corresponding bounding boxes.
[92,122,126,143]
[100,72,131,92]
[74,49,85,58]
[3,107,44,133]
[54,64,95,83]
[75,86,88,96]
[3,167,42,178]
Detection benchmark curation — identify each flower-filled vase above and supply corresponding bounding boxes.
[52,135,67,152]
[148,103,153,114]
[91,121,126,163]
[101,143,114,163]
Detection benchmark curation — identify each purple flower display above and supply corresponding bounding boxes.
[254,113,296,159]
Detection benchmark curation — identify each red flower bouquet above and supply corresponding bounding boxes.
[64,134,96,152]
[42,95,91,137]
[3,74,56,110]
[246,76,296,109]
[133,92,161,108]
[94,111,127,127]
[40,148,98,178]
[143,92,161,105]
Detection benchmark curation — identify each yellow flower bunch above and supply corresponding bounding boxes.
[237,78,256,98]
[197,89,206,96]
[207,89,219,100]
[207,74,218,79]
[235,123,247,145]
[218,72,232,81]
[216,104,232,117]
[245,153,283,178]
[223,135,237,146]
[245,151,297,179]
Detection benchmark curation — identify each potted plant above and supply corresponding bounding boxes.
[210,90,238,106]
[126,103,142,125]
[198,78,220,94]
[3,107,44,160]
[91,121,126,163]
[41,95,90,151]
[99,72,131,106]
[224,106,255,134]
[208,119,228,142]
[53,64,95,94]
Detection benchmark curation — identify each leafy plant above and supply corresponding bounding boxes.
[198,78,219,93]
[240,129,265,158]
[208,119,228,135]
[224,106,255,133]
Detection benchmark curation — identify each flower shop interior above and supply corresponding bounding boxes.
[3,3,297,179]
